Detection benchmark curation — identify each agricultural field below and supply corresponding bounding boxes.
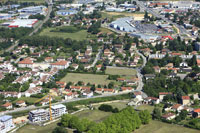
[134,120,199,133]
[60,73,116,85]
[39,27,89,41]
[106,67,137,76]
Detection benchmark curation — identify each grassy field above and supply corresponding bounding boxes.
[14,97,39,104]
[61,73,116,85]
[136,105,155,113]
[39,27,88,41]
[75,109,112,122]
[106,67,137,76]
[93,101,128,110]
[134,120,199,133]
[100,27,114,34]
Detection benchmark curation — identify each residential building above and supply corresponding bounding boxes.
[50,61,70,69]
[51,104,67,118]
[171,104,183,112]
[1,102,12,110]
[29,109,49,123]
[159,92,172,101]
[0,115,14,133]
[16,100,26,107]
[162,113,176,120]
[192,108,200,118]
[181,96,190,105]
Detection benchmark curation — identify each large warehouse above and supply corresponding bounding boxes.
[3,19,38,28]
[110,17,137,32]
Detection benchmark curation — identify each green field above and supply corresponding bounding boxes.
[75,109,112,122]
[61,73,116,85]
[134,120,199,133]
[106,67,137,76]
[136,105,155,113]
[94,101,128,110]
[39,27,88,41]
[14,97,39,104]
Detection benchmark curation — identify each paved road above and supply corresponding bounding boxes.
[91,49,102,67]
[5,0,52,53]
[135,0,191,37]
[0,91,132,116]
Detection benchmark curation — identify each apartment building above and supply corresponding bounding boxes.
[29,104,67,123]
[0,115,14,133]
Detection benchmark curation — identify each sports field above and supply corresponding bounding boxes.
[60,73,115,85]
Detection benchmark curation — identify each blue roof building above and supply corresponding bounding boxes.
[56,9,78,16]
[0,115,14,132]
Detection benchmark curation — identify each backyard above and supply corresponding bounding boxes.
[39,27,89,41]
[60,73,116,85]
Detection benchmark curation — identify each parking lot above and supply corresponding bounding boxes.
[133,21,159,34]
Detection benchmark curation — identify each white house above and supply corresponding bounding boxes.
[50,61,70,69]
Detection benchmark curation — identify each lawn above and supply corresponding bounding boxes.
[14,97,39,104]
[75,109,112,122]
[134,120,199,133]
[136,105,155,113]
[60,73,116,85]
[106,67,137,76]
[99,27,114,34]
[93,101,128,110]
[39,27,88,41]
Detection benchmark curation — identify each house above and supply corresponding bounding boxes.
[103,89,114,94]
[192,108,200,118]
[162,113,176,120]
[18,58,34,68]
[133,91,143,101]
[159,92,172,101]
[51,61,70,69]
[153,66,161,73]
[71,64,79,70]
[16,100,26,107]
[171,104,183,112]
[117,78,126,82]
[95,88,103,94]
[143,97,160,105]
[50,88,59,96]
[65,92,73,100]
[45,57,54,62]
[144,74,155,80]
[181,96,190,105]
[2,102,12,109]
[121,87,133,92]
[0,115,14,133]
[96,64,102,71]
[82,90,93,98]
[70,86,81,91]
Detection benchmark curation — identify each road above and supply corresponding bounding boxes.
[4,0,52,53]
[91,49,102,67]
[135,0,191,37]
[0,91,132,116]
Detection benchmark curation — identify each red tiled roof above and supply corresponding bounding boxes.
[51,61,68,66]
[104,88,114,92]
[172,104,181,109]
[182,96,190,100]
[16,100,25,104]
[18,58,33,64]
[2,102,12,107]
[194,108,200,113]
[162,113,175,118]
[121,87,132,91]
[159,92,172,95]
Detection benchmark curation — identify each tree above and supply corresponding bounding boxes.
[52,127,68,133]
[139,110,152,124]
[152,107,161,120]
[179,110,188,120]
[61,114,72,127]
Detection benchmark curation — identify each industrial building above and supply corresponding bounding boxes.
[17,6,47,15]
[110,17,137,32]
[0,115,14,133]
[130,33,160,42]
[29,104,67,123]
[0,14,14,20]
[56,9,78,16]
[3,19,38,28]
